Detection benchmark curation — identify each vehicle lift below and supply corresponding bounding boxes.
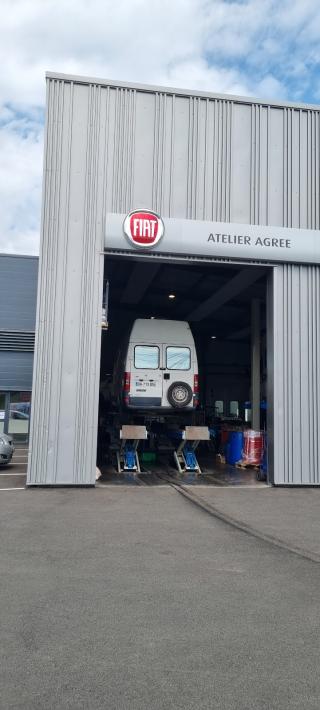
[116,425,148,475]
[173,426,210,475]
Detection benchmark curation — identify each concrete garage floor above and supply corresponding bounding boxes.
[1,443,264,489]
[1,485,320,709]
[99,454,264,487]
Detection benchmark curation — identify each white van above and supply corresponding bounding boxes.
[115,319,199,411]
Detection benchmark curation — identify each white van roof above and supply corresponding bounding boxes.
[129,319,194,345]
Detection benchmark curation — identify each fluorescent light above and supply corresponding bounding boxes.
[211,335,217,339]
[168,293,175,299]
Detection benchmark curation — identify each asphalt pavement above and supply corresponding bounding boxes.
[1,484,320,709]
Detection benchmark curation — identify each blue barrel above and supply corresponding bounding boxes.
[226,431,244,465]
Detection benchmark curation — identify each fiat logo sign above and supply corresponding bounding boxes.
[123,209,164,248]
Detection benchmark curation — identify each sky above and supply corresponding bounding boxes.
[1,0,320,255]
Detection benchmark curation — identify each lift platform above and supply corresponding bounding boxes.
[116,425,148,475]
[173,426,210,474]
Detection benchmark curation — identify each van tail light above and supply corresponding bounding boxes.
[124,372,131,391]
[123,372,131,405]
[193,374,199,407]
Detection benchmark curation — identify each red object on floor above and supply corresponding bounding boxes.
[221,430,229,446]
[242,430,264,465]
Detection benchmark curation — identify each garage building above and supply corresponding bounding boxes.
[27,72,320,486]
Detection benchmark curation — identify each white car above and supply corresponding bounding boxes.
[0,434,14,465]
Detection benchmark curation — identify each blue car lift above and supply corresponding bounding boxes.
[116,425,148,475]
[173,426,210,474]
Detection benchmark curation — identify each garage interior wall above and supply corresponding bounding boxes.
[28,73,320,484]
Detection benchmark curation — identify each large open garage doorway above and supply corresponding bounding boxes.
[97,254,271,486]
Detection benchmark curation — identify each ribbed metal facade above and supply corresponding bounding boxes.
[268,265,320,484]
[28,72,320,485]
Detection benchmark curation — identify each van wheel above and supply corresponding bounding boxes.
[167,382,193,408]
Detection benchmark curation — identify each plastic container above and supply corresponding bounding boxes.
[242,430,264,465]
[226,431,244,465]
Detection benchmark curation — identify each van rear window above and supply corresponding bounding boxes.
[166,347,191,370]
[134,345,159,369]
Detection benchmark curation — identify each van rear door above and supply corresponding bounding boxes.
[162,344,195,409]
[129,344,162,407]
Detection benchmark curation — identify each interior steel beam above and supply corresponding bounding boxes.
[186,268,266,321]
[120,263,160,304]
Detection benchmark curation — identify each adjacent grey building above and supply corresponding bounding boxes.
[0,254,38,441]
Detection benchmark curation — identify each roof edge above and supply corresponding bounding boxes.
[46,71,320,112]
[0,252,39,260]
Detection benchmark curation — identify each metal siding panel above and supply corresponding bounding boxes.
[28,79,104,485]
[170,96,190,217]
[299,267,310,483]
[54,82,90,483]
[259,107,268,226]
[266,270,274,484]
[299,111,308,228]
[272,267,285,482]
[161,94,174,217]
[203,99,215,221]
[316,269,320,482]
[291,110,300,228]
[272,264,320,484]
[194,98,207,220]
[132,91,156,208]
[230,103,252,223]
[269,108,284,226]
[291,267,302,482]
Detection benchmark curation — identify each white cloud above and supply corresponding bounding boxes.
[1,0,320,253]
[0,113,43,254]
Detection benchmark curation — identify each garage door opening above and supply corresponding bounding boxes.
[96,254,271,486]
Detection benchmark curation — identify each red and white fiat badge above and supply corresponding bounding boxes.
[123,209,164,248]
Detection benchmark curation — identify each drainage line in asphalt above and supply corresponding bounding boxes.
[157,474,320,565]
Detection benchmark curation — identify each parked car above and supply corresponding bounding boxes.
[10,409,29,420]
[10,402,30,418]
[0,434,14,466]
[113,319,199,411]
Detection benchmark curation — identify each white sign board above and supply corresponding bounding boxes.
[106,213,320,265]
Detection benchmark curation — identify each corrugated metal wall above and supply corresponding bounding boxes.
[28,73,320,485]
[268,265,320,484]
[28,79,104,484]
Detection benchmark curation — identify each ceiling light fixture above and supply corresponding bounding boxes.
[168,293,175,299]
[211,335,217,339]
